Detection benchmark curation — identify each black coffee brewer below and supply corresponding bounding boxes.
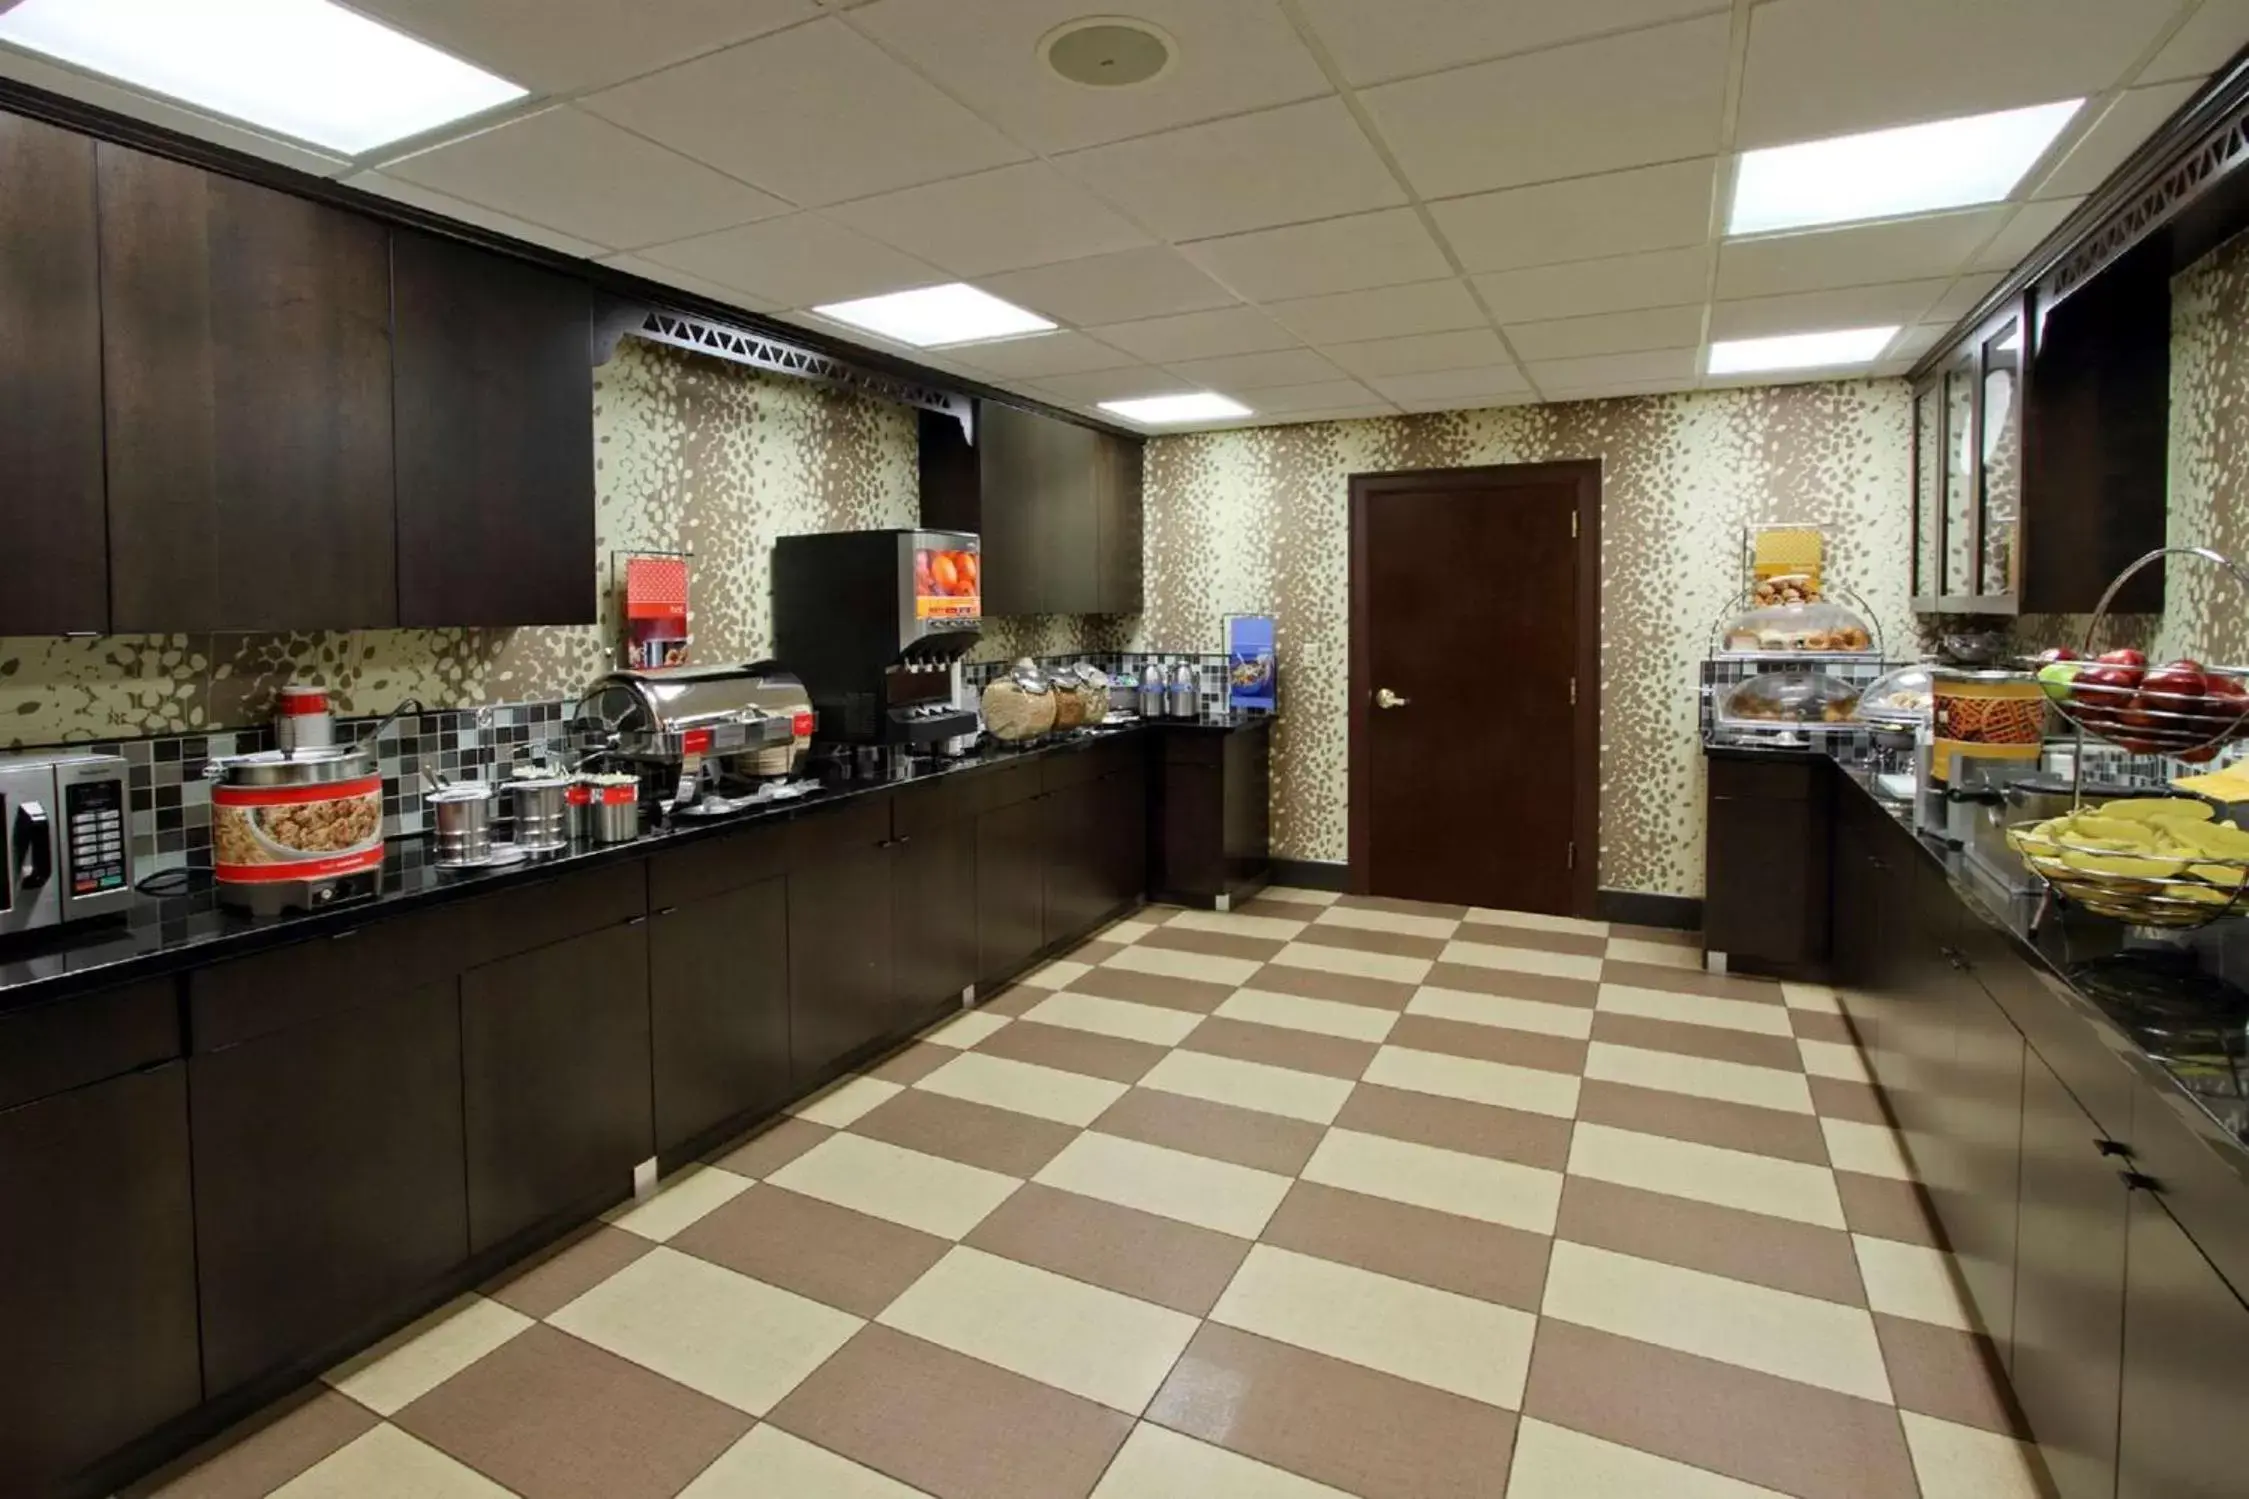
[773,528,983,752]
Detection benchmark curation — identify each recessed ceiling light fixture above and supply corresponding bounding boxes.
[0,0,527,155]
[813,283,1056,347]
[1100,393,1252,424]
[1728,100,2084,236]
[1707,326,1900,375]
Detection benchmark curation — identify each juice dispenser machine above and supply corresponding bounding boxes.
[773,529,984,747]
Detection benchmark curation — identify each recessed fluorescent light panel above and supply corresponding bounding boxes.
[813,284,1056,348]
[0,0,527,155]
[1099,393,1253,424]
[1707,326,1899,375]
[1729,100,2083,236]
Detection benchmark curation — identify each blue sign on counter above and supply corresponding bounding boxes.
[1225,614,1277,712]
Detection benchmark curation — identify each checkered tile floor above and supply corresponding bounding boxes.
[142,890,2052,1499]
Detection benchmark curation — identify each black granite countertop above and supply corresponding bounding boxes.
[0,714,1271,1012]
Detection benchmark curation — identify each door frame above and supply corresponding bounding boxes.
[1346,460,1602,916]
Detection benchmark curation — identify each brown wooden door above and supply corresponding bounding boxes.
[1350,462,1597,914]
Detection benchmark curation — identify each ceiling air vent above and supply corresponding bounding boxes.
[1041,17,1174,88]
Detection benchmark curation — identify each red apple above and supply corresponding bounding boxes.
[2140,661,2211,716]
[2071,663,2139,727]
[2179,743,2222,764]
[2096,648,2147,691]
[2036,646,2082,663]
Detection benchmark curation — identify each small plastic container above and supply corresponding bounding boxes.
[1718,601,1876,655]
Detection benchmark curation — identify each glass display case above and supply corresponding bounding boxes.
[1854,663,1934,727]
[1912,295,2035,613]
[1942,345,1978,600]
[1914,381,1943,603]
[1979,315,2023,598]
[1718,600,1876,655]
[1718,672,1864,729]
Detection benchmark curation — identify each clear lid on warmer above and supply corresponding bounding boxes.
[1719,672,1864,726]
[1855,664,1935,726]
[1718,601,1875,655]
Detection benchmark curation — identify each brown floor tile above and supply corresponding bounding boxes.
[1138,924,1289,963]
[1555,1177,1866,1306]
[1791,1009,1862,1045]
[396,1325,752,1499]
[1334,1081,1574,1172]
[770,1324,1131,1499]
[1874,1313,2033,1438]
[1291,922,1449,960]
[1093,1087,1326,1175]
[1422,960,1599,1010]
[1149,1323,1515,1499]
[978,982,1048,1017]
[1245,961,1418,1011]
[1235,896,1322,923]
[711,1115,833,1178]
[1448,924,1608,960]
[1835,1170,1949,1247]
[484,1224,655,1320]
[1810,1075,1896,1126]
[1611,923,1699,947]
[973,1016,1167,1083]
[966,1181,1251,1316]
[1262,1181,1550,1312]
[1522,1320,1918,1499]
[669,1183,949,1318]
[1336,892,1471,921]
[1067,963,1236,1014]
[849,1087,1079,1177]
[1601,959,1785,1004]
[866,1041,959,1085]
[1386,1013,1589,1076]
[1066,938,1128,965]
[1182,1015,1378,1080]
[1589,1011,1806,1072]
[140,1390,376,1499]
[1577,1078,1831,1166]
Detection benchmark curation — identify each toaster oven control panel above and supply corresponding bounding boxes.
[64,777,128,898]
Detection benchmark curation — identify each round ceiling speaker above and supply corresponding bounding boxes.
[1041,17,1175,88]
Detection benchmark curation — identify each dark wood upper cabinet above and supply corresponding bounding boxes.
[1095,427,1145,615]
[98,142,397,633]
[0,113,107,636]
[392,230,595,627]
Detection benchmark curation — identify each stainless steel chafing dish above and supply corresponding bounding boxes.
[571,662,814,784]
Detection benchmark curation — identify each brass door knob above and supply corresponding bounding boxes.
[1375,688,1410,709]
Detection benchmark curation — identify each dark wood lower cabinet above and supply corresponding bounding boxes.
[893,813,978,1024]
[650,877,790,1157]
[462,921,654,1254]
[0,1063,199,1494]
[1151,725,1270,907]
[2116,1188,2249,1499]
[1929,979,2025,1357]
[976,793,1045,987]
[1043,781,1109,947]
[1703,752,1830,972]
[788,834,895,1086]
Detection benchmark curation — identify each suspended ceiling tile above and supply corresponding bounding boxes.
[349,171,608,257]
[1430,158,1719,273]
[1706,280,1953,340]
[1470,245,1713,324]
[1180,208,1454,304]
[1264,278,1485,345]
[582,18,1027,207]
[1502,303,1707,362]
[1322,328,1514,379]
[1233,379,1389,413]
[348,0,823,94]
[1253,404,1402,425]
[825,161,1150,277]
[2036,81,2202,198]
[381,106,789,251]
[2140,0,2249,83]
[1031,366,1195,405]
[1087,306,1300,363]
[1527,347,1699,391]
[942,330,1139,380]
[1735,0,2178,147]
[1926,273,2007,323]
[1295,0,1729,87]
[1544,378,1690,402]
[1885,324,1957,363]
[853,0,1331,154]
[1361,15,1731,199]
[1974,197,2085,272]
[1715,208,2012,298]
[598,252,784,313]
[1059,97,1408,242]
[1365,364,1534,404]
[1162,348,1346,390]
[635,212,945,307]
[977,246,1239,326]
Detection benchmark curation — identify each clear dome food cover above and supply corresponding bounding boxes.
[1720,672,1863,727]
[1855,664,1935,726]
[1719,600,1875,654]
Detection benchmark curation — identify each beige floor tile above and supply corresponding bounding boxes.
[1218,986,1400,1042]
[1304,1126,1562,1236]
[1021,989,1204,1046]
[1102,917,1162,943]
[606,1164,753,1243]
[1790,1009,1860,1046]
[1576,1078,1831,1166]
[878,1246,1198,1414]
[1783,981,1845,1013]
[1106,942,1266,987]
[681,1425,931,1498]
[1213,1245,1536,1409]
[1605,961,1785,1004]
[915,1050,1130,1126]
[1507,1416,1791,1498]
[1605,936,1704,969]
[1094,1422,1355,1498]
[965,1182,1252,1317]
[1584,1041,1814,1115]
[1334,1082,1575,1172]
[1093,1086,1328,1175]
[1363,1044,1582,1119]
[1036,1129,1292,1238]
[1422,959,1600,1010]
[1464,907,1607,937]
[1183,1014,1378,1080]
[270,1426,514,1499]
[1568,1121,1846,1229]
[849,1087,1079,1178]
[1899,1411,2051,1499]
[669,1183,950,1319]
[1596,983,1794,1036]
[767,1132,1021,1239]
[920,1009,1011,1049]
[1556,1176,1865,1307]
[144,1390,378,1499]
[1542,1241,1891,1403]
[973,1017,1168,1084]
[1019,958,1093,990]
[1821,1117,1916,1180]
[1271,940,1433,985]
[1168,906,1311,941]
[1314,903,1460,940]
[1261,885,1342,906]
[711,1116,833,1179]
[1853,1235,1977,1330]
[1140,1047,1355,1124]
[1261,1180,1550,1312]
[550,1247,860,1415]
[1438,938,1602,982]
[1408,984,1593,1040]
[481,1224,655,1320]
[1797,1037,1875,1083]
[323,1295,531,1417]
[792,1074,906,1128]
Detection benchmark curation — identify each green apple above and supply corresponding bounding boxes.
[2037,660,2081,704]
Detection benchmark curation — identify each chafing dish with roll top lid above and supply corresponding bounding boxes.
[571,662,814,792]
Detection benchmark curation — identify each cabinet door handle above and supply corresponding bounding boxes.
[2119,1169,2161,1193]
[2095,1138,2134,1159]
[624,914,648,927]
[655,905,678,917]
